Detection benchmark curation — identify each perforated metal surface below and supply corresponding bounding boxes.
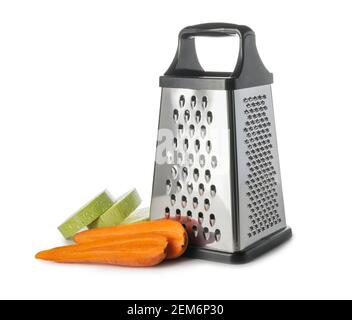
[151,88,235,253]
[234,85,286,250]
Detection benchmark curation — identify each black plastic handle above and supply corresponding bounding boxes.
[164,23,272,89]
[179,22,253,39]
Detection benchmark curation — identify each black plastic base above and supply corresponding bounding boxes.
[185,227,292,264]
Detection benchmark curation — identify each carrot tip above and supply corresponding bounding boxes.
[35,252,44,260]
[36,250,52,260]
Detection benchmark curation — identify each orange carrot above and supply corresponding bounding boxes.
[36,234,168,267]
[38,248,167,267]
[36,234,166,259]
[74,219,188,259]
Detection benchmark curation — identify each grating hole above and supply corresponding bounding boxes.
[179,95,185,107]
[182,167,188,180]
[172,165,178,179]
[198,212,204,224]
[191,95,197,108]
[184,110,190,123]
[181,195,187,208]
[204,198,210,211]
[192,225,198,237]
[203,227,210,240]
[165,207,170,218]
[210,214,216,227]
[166,151,173,164]
[193,168,200,181]
[178,124,184,135]
[199,154,206,168]
[176,181,182,192]
[201,125,207,138]
[193,197,199,209]
[173,109,179,121]
[199,183,205,196]
[188,154,194,167]
[173,137,178,149]
[170,194,176,206]
[207,111,213,124]
[183,138,189,151]
[210,185,216,197]
[187,210,192,220]
[166,179,172,194]
[206,140,212,154]
[202,96,208,109]
[215,229,221,241]
[205,170,211,182]
[189,124,195,138]
[195,139,200,153]
[195,111,201,124]
[177,152,183,165]
[187,182,193,194]
[211,156,218,168]
[175,209,181,220]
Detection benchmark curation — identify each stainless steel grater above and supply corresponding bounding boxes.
[150,23,292,263]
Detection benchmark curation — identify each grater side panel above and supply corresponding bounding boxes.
[151,88,235,253]
[234,85,287,250]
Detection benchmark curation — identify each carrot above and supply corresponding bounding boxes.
[36,234,167,259]
[36,234,168,267]
[74,219,188,259]
[38,248,167,267]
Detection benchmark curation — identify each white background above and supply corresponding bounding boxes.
[0,0,351,300]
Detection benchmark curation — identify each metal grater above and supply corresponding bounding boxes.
[150,23,292,263]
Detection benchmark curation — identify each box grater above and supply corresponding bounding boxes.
[150,23,292,263]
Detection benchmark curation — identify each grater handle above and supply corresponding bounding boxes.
[179,22,253,39]
[164,23,273,89]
